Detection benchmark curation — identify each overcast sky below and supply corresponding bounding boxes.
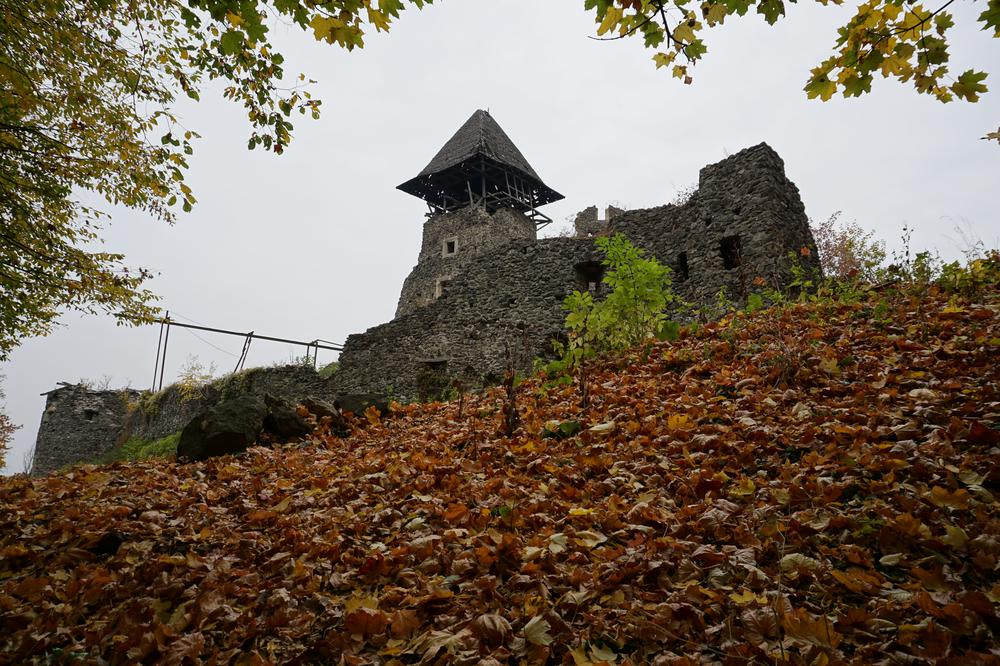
[3,1,998,474]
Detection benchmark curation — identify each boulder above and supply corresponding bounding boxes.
[334,393,389,417]
[300,395,339,420]
[177,395,268,461]
[300,396,350,436]
[262,393,312,439]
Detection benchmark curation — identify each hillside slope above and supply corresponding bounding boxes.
[2,281,999,664]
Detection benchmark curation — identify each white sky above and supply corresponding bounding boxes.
[3,1,998,474]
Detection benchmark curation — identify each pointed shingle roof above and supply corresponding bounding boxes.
[415,109,541,180]
[397,110,563,214]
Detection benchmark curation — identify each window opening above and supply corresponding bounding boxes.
[442,237,458,257]
[676,252,690,282]
[435,278,451,299]
[720,235,742,270]
[573,261,604,293]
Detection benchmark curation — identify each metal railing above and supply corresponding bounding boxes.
[151,311,343,391]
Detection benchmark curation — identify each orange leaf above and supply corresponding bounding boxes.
[345,608,388,635]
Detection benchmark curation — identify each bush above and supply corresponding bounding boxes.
[811,212,886,281]
[562,233,677,364]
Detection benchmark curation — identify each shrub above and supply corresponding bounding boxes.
[811,212,886,281]
[562,233,678,364]
[177,355,215,402]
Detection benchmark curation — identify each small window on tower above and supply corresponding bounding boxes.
[676,252,690,282]
[720,235,742,270]
[442,238,458,257]
[435,278,451,299]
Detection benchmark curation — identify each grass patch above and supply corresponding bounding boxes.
[103,432,180,462]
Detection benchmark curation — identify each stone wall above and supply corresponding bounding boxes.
[31,365,338,475]
[335,237,607,400]
[609,142,817,304]
[395,207,536,317]
[336,143,820,401]
[32,384,140,475]
[125,364,339,442]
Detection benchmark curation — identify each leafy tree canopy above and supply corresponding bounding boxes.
[583,0,998,139]
[0,0,431,359]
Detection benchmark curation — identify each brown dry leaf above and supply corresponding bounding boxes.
[928,486,972,510]
[781,607,842,649]
[471,613,512,647]
[524,615,554,646]
[345,607,388,636]
[574,530,608,548]
[830,568,882,594]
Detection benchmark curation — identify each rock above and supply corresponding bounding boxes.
[300,396,339,420]
[335,393,389,416]
[176,395,267,461]
[300,396,350,436]
[262,394,312,439]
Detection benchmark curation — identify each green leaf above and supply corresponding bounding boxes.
[804,76,836,101]
[841,73,873,97]
[757,0,785,24]
[684,39,708,60]
[219,29,244,55]
[657,320,681,341]
[979,0,1000,37]
[952,69,988,101]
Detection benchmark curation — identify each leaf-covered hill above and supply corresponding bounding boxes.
[2,283,999,665]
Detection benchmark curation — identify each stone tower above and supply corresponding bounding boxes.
[394,110,564,317]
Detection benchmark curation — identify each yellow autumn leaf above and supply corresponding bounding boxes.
[942,524,968,548]
[367,6,390,31]
[667,413,691,429]
[652,50,676,69]
[673,22,696,44]
[596,6,623,36]
[705,3,727,25]
[310,15,344,42]
[730,589,768,605]
[730,476,756,497]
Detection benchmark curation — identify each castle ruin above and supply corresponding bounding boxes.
[30,109,820,472]
[333,110,819,401]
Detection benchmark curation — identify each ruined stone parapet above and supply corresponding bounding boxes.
[610,143,819,303]
[32,384,139,475]
[31,365,339,474]
[573,205,625,238]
